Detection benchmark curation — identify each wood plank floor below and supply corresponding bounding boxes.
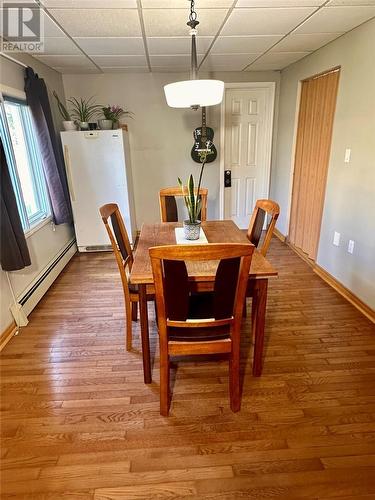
[1,237,375,499]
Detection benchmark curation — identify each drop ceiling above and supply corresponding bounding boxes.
[3,0,375,73]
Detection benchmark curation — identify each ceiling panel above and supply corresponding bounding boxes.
[101,67,149,73]
[295,5,375,33]
[91,55,148,67]
[201,53,260,71]
[150,55,204,68]
[49,9,142,37]
[53,66,101,74]
[142,9,229,37]
[34,54,95,67]
[40,11,66,37]
[222,7,316,35]
[142,0,233,7]
[272,32,342,51]
[327,0,375,5]
[74,38,145,56]
[237,0,323,5]
[42,1,137,7]
[42,37,82,55]
[211,35,282,53]
[148,36,213,55]
[246,51,310,70]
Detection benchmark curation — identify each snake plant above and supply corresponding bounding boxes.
[67,96,102,122]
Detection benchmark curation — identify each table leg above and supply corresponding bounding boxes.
[252,279,268,377]
[139,284,152,384]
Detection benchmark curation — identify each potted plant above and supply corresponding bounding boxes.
[53,91,76,131]
[178,148,210,240]
[99,105,133,130]
[67,97,102,130]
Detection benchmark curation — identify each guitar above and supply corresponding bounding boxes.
[191,106,217,163]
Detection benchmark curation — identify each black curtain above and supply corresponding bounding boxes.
[24,67,72,225]
[0,138,31,271]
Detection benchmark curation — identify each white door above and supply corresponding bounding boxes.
[223,86,274,228]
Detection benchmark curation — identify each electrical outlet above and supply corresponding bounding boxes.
[344,148,351,163]
[333,231,340,246]
[348,240,355,254]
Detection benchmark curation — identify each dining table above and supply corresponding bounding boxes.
[129,220,278,384]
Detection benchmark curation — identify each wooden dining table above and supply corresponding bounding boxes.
[129,220,278,384]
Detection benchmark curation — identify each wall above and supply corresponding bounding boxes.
[0,53,75,333]
[271,18,375,309]
[62,70,280,227]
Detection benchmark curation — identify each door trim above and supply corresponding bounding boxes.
[219,82,276,220]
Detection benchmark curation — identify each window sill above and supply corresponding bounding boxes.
[25,216,53,239]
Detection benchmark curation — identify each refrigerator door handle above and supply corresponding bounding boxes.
[63,145,76,202]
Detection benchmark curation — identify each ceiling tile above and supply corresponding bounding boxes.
[147,36,213,55]
[49,9,142,37]
[201,53,260,71]
[211,35,282,53]
[221,7,316,35]
[295,5,375,33]
[246,51,310,70]
[237,0,323,5]
[272,32,342,51]
[101,67,149,73]
[54,67,101,74]
[74,37,145,55]
[91,55,147,66]
[34,54,95,67]
[327,0,375,5]
[142,0,233,7]
[43,0,137,7]
[42,36,82,55]
[149,55,203,68]
[143,9,228,36]
[151,67,190,72]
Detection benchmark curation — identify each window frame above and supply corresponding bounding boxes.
[0,94,51,234]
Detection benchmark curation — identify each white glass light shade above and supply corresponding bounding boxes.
[164,79,224,108]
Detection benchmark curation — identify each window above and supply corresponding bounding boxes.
[0,97,50,232]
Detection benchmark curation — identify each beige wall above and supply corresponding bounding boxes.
[62,70,280,227]
[0,53,75,332]
[271,19,375,309]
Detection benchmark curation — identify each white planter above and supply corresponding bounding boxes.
[183,220,201,240]
[99,119,113,130]
[62,121,76,131]
[79,121,89,130]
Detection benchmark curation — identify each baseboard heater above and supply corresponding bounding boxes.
[18,238,77,315]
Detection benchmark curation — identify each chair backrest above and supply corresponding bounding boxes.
[247,199,280,257]
[99,203,133,296]
[159,187,208,223]
[149,243,254,340]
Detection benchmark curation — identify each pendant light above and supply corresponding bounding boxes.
[164,0,224,110]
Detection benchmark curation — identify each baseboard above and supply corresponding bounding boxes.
[284,238,374,323]
[314,265,375,323]
[273,228,286,242]
[0,321,17,352]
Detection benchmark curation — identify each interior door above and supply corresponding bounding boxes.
[223,87,274,228]
[289,69,340,260]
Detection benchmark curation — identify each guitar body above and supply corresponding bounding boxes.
[191,107,217,163]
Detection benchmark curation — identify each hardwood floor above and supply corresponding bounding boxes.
[1,237,374,499]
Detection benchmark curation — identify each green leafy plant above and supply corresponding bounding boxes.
[67,97,102,122]
[102,105,133,122]
[53,91,71,121]
[178,149,210,223]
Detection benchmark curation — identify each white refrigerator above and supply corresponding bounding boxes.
[61,130,136,251]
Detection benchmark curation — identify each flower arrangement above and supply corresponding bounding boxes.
[101,105,133,124]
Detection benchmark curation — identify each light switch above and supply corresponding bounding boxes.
[348,240,355,254]
[333,231,340,246]
[344,148,351,163]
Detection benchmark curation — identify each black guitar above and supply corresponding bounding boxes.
[191,107,217,163]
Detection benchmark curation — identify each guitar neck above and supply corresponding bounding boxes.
[202,107,206,139]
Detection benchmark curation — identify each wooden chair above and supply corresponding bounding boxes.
[99,203,154,351]
[149,243,254,416]
[159,187,208,222]
[247,199,280,257]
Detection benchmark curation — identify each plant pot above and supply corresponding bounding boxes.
[98,119,113,130]
[62,121,76,131]
[112,120,119,130]
[79,121,89,130]
[183,220,201,240]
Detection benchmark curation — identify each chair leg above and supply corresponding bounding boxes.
[125,300,132,351]
[131,301,138,321]
[159,342,170,416]
[229,338,241,412]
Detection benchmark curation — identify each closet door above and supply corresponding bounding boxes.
[289,69,340,260]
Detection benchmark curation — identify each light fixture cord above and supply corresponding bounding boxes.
[187,0,199,81]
